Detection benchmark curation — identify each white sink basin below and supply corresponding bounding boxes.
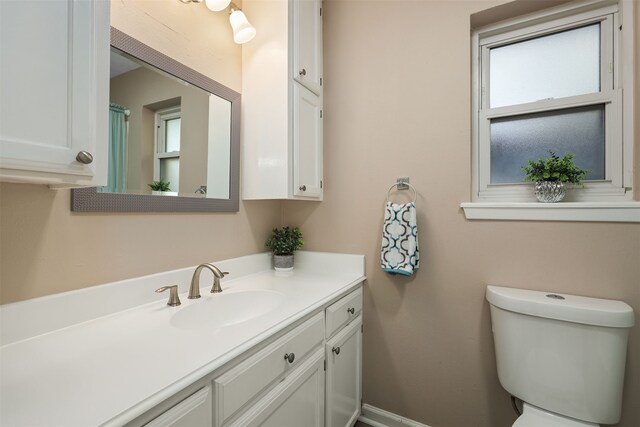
[170,289,284,330]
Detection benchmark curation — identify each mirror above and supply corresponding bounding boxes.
[72,28,240,212]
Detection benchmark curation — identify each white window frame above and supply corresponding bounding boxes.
[153,106,181,184]
[463,0,640,222]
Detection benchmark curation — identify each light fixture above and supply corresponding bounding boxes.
[178,0,256,45]
[228,3,256,44]
[205,0,231,12]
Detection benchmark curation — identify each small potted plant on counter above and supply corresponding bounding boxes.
[148,180,173,195]
[265,227,304,271]
[522,150,590,203]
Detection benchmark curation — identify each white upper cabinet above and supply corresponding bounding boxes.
[293,0,322,95]
[0,0,109,186]
[242,0,323,200]
[293,84,323,198]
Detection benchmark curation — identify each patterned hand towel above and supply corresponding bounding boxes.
[381,202,419,276]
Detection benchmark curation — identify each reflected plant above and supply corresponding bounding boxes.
[148,180,171,191]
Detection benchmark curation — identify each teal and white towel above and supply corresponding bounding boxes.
[381,202,419,276]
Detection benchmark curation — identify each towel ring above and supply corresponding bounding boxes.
[387,182,417,204]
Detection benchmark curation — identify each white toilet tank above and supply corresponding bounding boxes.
[486,286,634,425]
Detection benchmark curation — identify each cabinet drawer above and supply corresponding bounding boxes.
[325,287,362,339]
[144,386,212,427]
[228,349,325,427]
[214,311,324,426]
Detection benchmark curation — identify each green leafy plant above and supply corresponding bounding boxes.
[521,150,590,185]
[148,180,171,191]
[265,227,304,256]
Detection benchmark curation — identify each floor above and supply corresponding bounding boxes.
[355,421,370,427]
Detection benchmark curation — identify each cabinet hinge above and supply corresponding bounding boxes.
[361,324,363,333]
[324,360,326,371]
[320,180,323,189]
[320,110,323,118]
[320,77,322,86]
[320,7,322,16]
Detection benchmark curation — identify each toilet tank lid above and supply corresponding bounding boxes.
[486,286,634,328]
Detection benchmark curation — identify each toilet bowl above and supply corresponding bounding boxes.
[486,286,634,426]
[514,403,598,427]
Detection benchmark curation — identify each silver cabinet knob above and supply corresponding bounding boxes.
[284,353,295,363]
[347,307,355,315]
[299,68,306,76]
[299,185,307,191]
[332,347,340,355]
[76,151,94,164]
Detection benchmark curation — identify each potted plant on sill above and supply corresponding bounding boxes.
[521,150,590,203]
[148,180,173,196]
[265,227,304,271]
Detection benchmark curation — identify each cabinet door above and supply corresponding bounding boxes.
[292,0,322,95]
[0,0,109,185]
[326,317,362,427]
[145,386,212,427]
[293,83,323,199]
[229,349,325,427]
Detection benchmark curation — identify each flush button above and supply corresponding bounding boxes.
[546,294,565,300]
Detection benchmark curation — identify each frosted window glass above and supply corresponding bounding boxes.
[165,118,181,152]
[490,105,604,184]
[490,24,600,108]
[160,157,180,192]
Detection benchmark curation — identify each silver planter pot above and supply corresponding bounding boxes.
[273,254,294,271]
[534,181,566,203]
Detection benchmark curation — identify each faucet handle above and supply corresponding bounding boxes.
[211,272,229,294]
[156,285,181,306]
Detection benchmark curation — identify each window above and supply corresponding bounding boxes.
[154,106,181,192]
[471,1,634,204]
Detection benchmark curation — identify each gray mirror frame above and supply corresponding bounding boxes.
[72,27,240,213]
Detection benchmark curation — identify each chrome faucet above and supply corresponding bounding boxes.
[189,263,229,299]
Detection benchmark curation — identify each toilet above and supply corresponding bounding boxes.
[486,286,634,426]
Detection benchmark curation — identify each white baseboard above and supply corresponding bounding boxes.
[359,404,431,427]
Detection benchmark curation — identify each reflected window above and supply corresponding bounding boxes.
[155,106,181,192]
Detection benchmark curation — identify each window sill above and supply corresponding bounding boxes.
[460,202,640,222]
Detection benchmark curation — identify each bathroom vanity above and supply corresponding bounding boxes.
[0,252,364,427]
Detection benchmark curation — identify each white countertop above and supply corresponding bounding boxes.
[0,252,365,426]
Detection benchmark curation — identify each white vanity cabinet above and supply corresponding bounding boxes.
[126,284,363,427]
[242,0,323,200]
[228,350,325,427]
[213,312,325,426]
[325,288,363,427]
[0,0,109,186]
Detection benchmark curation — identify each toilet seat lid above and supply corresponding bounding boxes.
[513,403,599,427]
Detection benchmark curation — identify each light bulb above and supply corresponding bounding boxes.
[229,9,256,44]
[205,0,231,12]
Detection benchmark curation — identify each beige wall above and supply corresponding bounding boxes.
[283,1,640,426]
[0,0,281,303]
[110,65,211,194]
[111,0,242,93]
[0,1,638,426]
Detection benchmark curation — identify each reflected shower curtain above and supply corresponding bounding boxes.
[99,103,128,193]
